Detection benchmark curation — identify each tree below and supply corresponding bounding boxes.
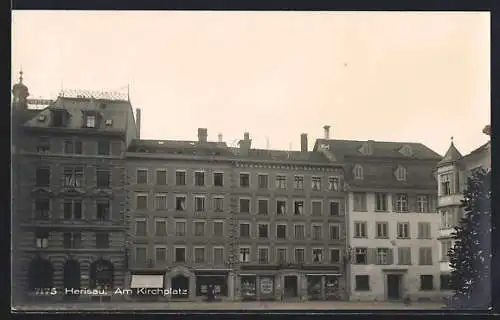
[448,168,491,308]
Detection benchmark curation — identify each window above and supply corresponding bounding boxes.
[96,169,110,189]
[52,110,65,127]
[258,199,268,215]
[154,194,168,210]
[239,223,250,238]
[258,248,269,264]
[34,199,50,219]
[213,197,224,212]
[329,224,340,240]
[375,193,388,211]
[395,194,408,212]
[96,233,109,249]
[155,247,167,263]
[194,172,205,186]
[35,230,49,248]
[239,198,250,213]
[175,221,186,236]
[277,248,287,264]
[135,219,147,236]
[194,247,205,263]
[137,169,148,184]
[312,177,322,191]
[194,196,205,212]
[175,247,186,263]
[329,202,340,216]
[419,247,433,265]
[194,222,205,236]
[440,209,454,229]
[312,201,322,216]
[418,222,431,239]
[36,136,50,152]
[328,176,340,191]
[294,225,305,240]
[240,173,250,187]
[376,248,391,265]
[294,176,304,190]
[312,225,322,240]
[213,248,224,265]
[239,247,250,263]
[276,200,287,215]
[277,225,287,240]
[353,192,367,211]
[416,195,429,213]
[440,274,452,290]
[155,219,167,236]
[355,248,368,264]
[376,222,389,238]
[63,232,82,249]
[35,167,50,187]
[440,174,451,196]
[258,224,269,239]
[63,200,83,220]
[395,166,407,181]
[176,196,186,211]
[213,221,223,237]
[258,174,268,189]
[64,139,82,154]
[276,175,287,190]
[397,222,410,239]
[294,201,304,215]
[97,140,110,155]
[330,249,340,264]
[85,115,96,128]
[398,247,412,265]
[63,168,84,188]
[355,275,370,291]
[213,172,224,187]
[294,248,305,264]
[354,222,367,238]
[312,249,323,263]
[420,275,434,291]
[136,195,148,210]
[135,247,147,265]
[176,171,186,186]
[353,165,364,180]
[156,170,167,185]
[441,240,452,261]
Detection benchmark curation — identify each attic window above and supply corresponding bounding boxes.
[85,115,96,128]
[158,141,165,145]
[105,120,113,127]
[395,165,407,181]
[359,142,373,155]
[400,145,413,157]
[51,110,65,127]
[136,148,147,153]
[353,164,364,180]
[37,114,46,122]
[319,143,330,150]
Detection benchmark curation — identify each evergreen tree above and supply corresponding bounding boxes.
[448,168,491,308]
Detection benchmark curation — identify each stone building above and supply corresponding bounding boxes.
[124,128,348,301]
[11,73,138,303]
[313,126,443,302]
[436,130,491,297]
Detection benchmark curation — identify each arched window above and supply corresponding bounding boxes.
[353,164,363,180]
[395,166,407,181]
[89,259,114,290]
[28,256,54,290]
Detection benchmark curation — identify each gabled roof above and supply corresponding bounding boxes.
[438,142,463,166]
[461,141,490,162]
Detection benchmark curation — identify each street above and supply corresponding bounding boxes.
[13,301,445,311]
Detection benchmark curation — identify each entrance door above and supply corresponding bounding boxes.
[171,275,189,299]
[387,274,401,300]
[284,276,298,298]
[63,260,81,301]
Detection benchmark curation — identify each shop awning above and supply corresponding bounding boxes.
[130,275,164,288]
[240,274,257,276]
[306,273,342,276]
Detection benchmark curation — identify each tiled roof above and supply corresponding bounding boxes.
[229,148,332,163]
[461,141,490,162]
[438,142,463,166]
[127,139,234,157]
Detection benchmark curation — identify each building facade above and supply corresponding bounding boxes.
[11,74,138,303]
[313,128,442,302]
[436,132,491,297]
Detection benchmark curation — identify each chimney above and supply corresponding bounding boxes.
[198,128,208,143]
[323,125,331,139]
[300,133,308,152]
[239,132,252,156]
[217,133,223,143]
[136,108,141,139]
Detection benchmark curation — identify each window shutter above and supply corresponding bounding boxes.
[388,248,394,265]
[408,194,416,213]
[368,248,376,265]
[111,141,122,156]
[339,201,345,216]
[429,195,437,213]
[87,166,97,188]
[392,194,397,212]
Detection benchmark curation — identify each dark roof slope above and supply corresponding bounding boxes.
[127,139,234,157]
[438,142,463,166]
[228,148,331,163]
[461,141,490,162]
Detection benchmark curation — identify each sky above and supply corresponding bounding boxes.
[11,11,490,156]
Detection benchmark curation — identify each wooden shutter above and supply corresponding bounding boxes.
[339,200,345,216]
[368,248,376,265]
[111,141,122,156]
[387,248,394,265]
[408,194,416,213]
[392,194,397,212]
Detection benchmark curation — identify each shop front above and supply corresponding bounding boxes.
[306,273,342,301]
[258,276,275,301]
[240,274,257,301]
[195,270,229,300]
[129,273,165,301]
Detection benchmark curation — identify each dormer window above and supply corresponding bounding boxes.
[86,115,96,128]
[359,142,373,155]
[51,109,66,127]
[399,145,413,157]
[353,164,364,180]
[395,166,407,181]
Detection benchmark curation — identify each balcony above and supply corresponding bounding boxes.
[438,194,463,208]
